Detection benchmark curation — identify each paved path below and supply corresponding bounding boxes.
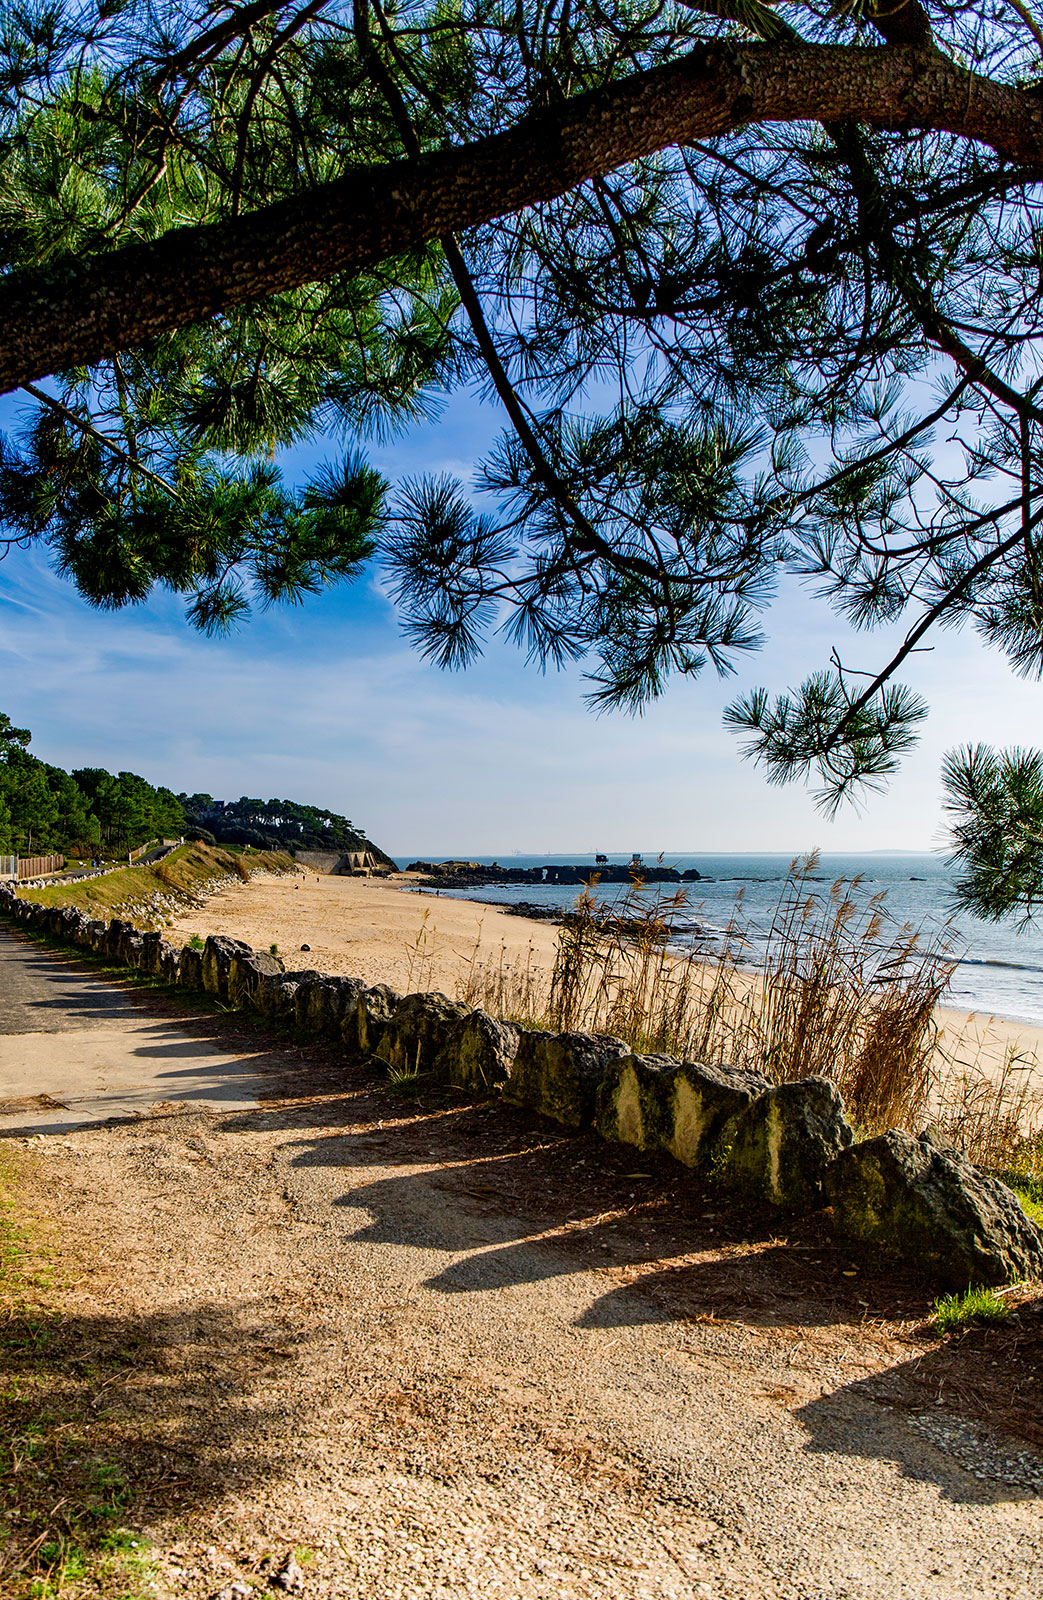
[0,924,263,1132]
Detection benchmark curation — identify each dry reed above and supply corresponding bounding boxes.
[453,851,1043,1169]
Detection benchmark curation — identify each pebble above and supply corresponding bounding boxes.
[272,1556,305,1593]
[908,1410,1043,1490]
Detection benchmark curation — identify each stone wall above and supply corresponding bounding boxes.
[294,851,343,874]
[3,881,1041,1292]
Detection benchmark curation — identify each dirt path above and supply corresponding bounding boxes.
[2,937,1043,1599]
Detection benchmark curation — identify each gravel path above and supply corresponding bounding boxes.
[2,936,1042,1598]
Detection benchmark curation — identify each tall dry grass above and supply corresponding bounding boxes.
[455,852,1043,1171]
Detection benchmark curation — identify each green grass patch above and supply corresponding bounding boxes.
[931,1285,1013,1334]
[989,1147,1043,1226]
[1009,1179,1043,1227]
[384,1062,438,1098]
[19,844,296,919]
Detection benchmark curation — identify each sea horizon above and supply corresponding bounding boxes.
[392,848,1043,1032]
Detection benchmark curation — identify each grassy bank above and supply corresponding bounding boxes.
[20,844,297,920]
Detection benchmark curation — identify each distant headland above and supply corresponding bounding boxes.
[406,858,700,887]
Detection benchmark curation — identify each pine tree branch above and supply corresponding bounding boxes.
[822,514,1040,755]
[164,0,328,72]
[21,383,183,501]
[358,0,679,593]
[0,42,1040,394]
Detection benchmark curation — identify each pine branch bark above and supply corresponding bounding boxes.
[1,41,1041,393]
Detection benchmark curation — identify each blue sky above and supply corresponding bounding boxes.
[2,387,1039,859]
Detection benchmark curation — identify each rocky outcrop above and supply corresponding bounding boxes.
[718,1078,854,1210]
[158,941,182,985]
[437,1010,521,1091]
[294,975,365,1039]
[255,972,307,1022]
[503,1030,629,1128]
[825,1128,1043,1288]
[139,931,164,976]
[106,918,135,961]
[227,949,285,1007]
[350,984,400,1057]
[202,934,254,1000]
[178,945,204,991]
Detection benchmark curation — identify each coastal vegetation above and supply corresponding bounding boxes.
[0,713,182,859]
[19,843,295,919]
[458,856,1043,1174]
[0,712,389,866]
[0,6,1043,911]
[181,794,390,861]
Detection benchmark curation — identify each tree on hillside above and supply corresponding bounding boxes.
[179,792,389,859]
[5,3,1043,908]
[46,767,101,857]
[4,754,60,855]
[0,721,186,857]
[0,714,30,756]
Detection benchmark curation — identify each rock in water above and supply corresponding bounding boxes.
[718,1078,854,1210]
[824,1127,1043,1288]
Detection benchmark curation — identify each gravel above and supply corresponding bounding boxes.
[11,1101,1042,1600]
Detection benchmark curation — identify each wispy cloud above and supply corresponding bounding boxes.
[3,480,1043,856]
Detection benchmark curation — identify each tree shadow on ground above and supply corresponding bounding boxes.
[0,935,135,1027]
[7,945,1042,1510]
[0,1292,317,1597]
[274,1097,931,1326]
[794,1309,1043,1503]
[264,1090,1043,1483]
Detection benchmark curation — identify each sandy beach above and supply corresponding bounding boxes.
[166,869,1043,1088]
[168,869,564,995]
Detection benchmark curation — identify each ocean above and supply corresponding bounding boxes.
[395,851,1043,1029]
